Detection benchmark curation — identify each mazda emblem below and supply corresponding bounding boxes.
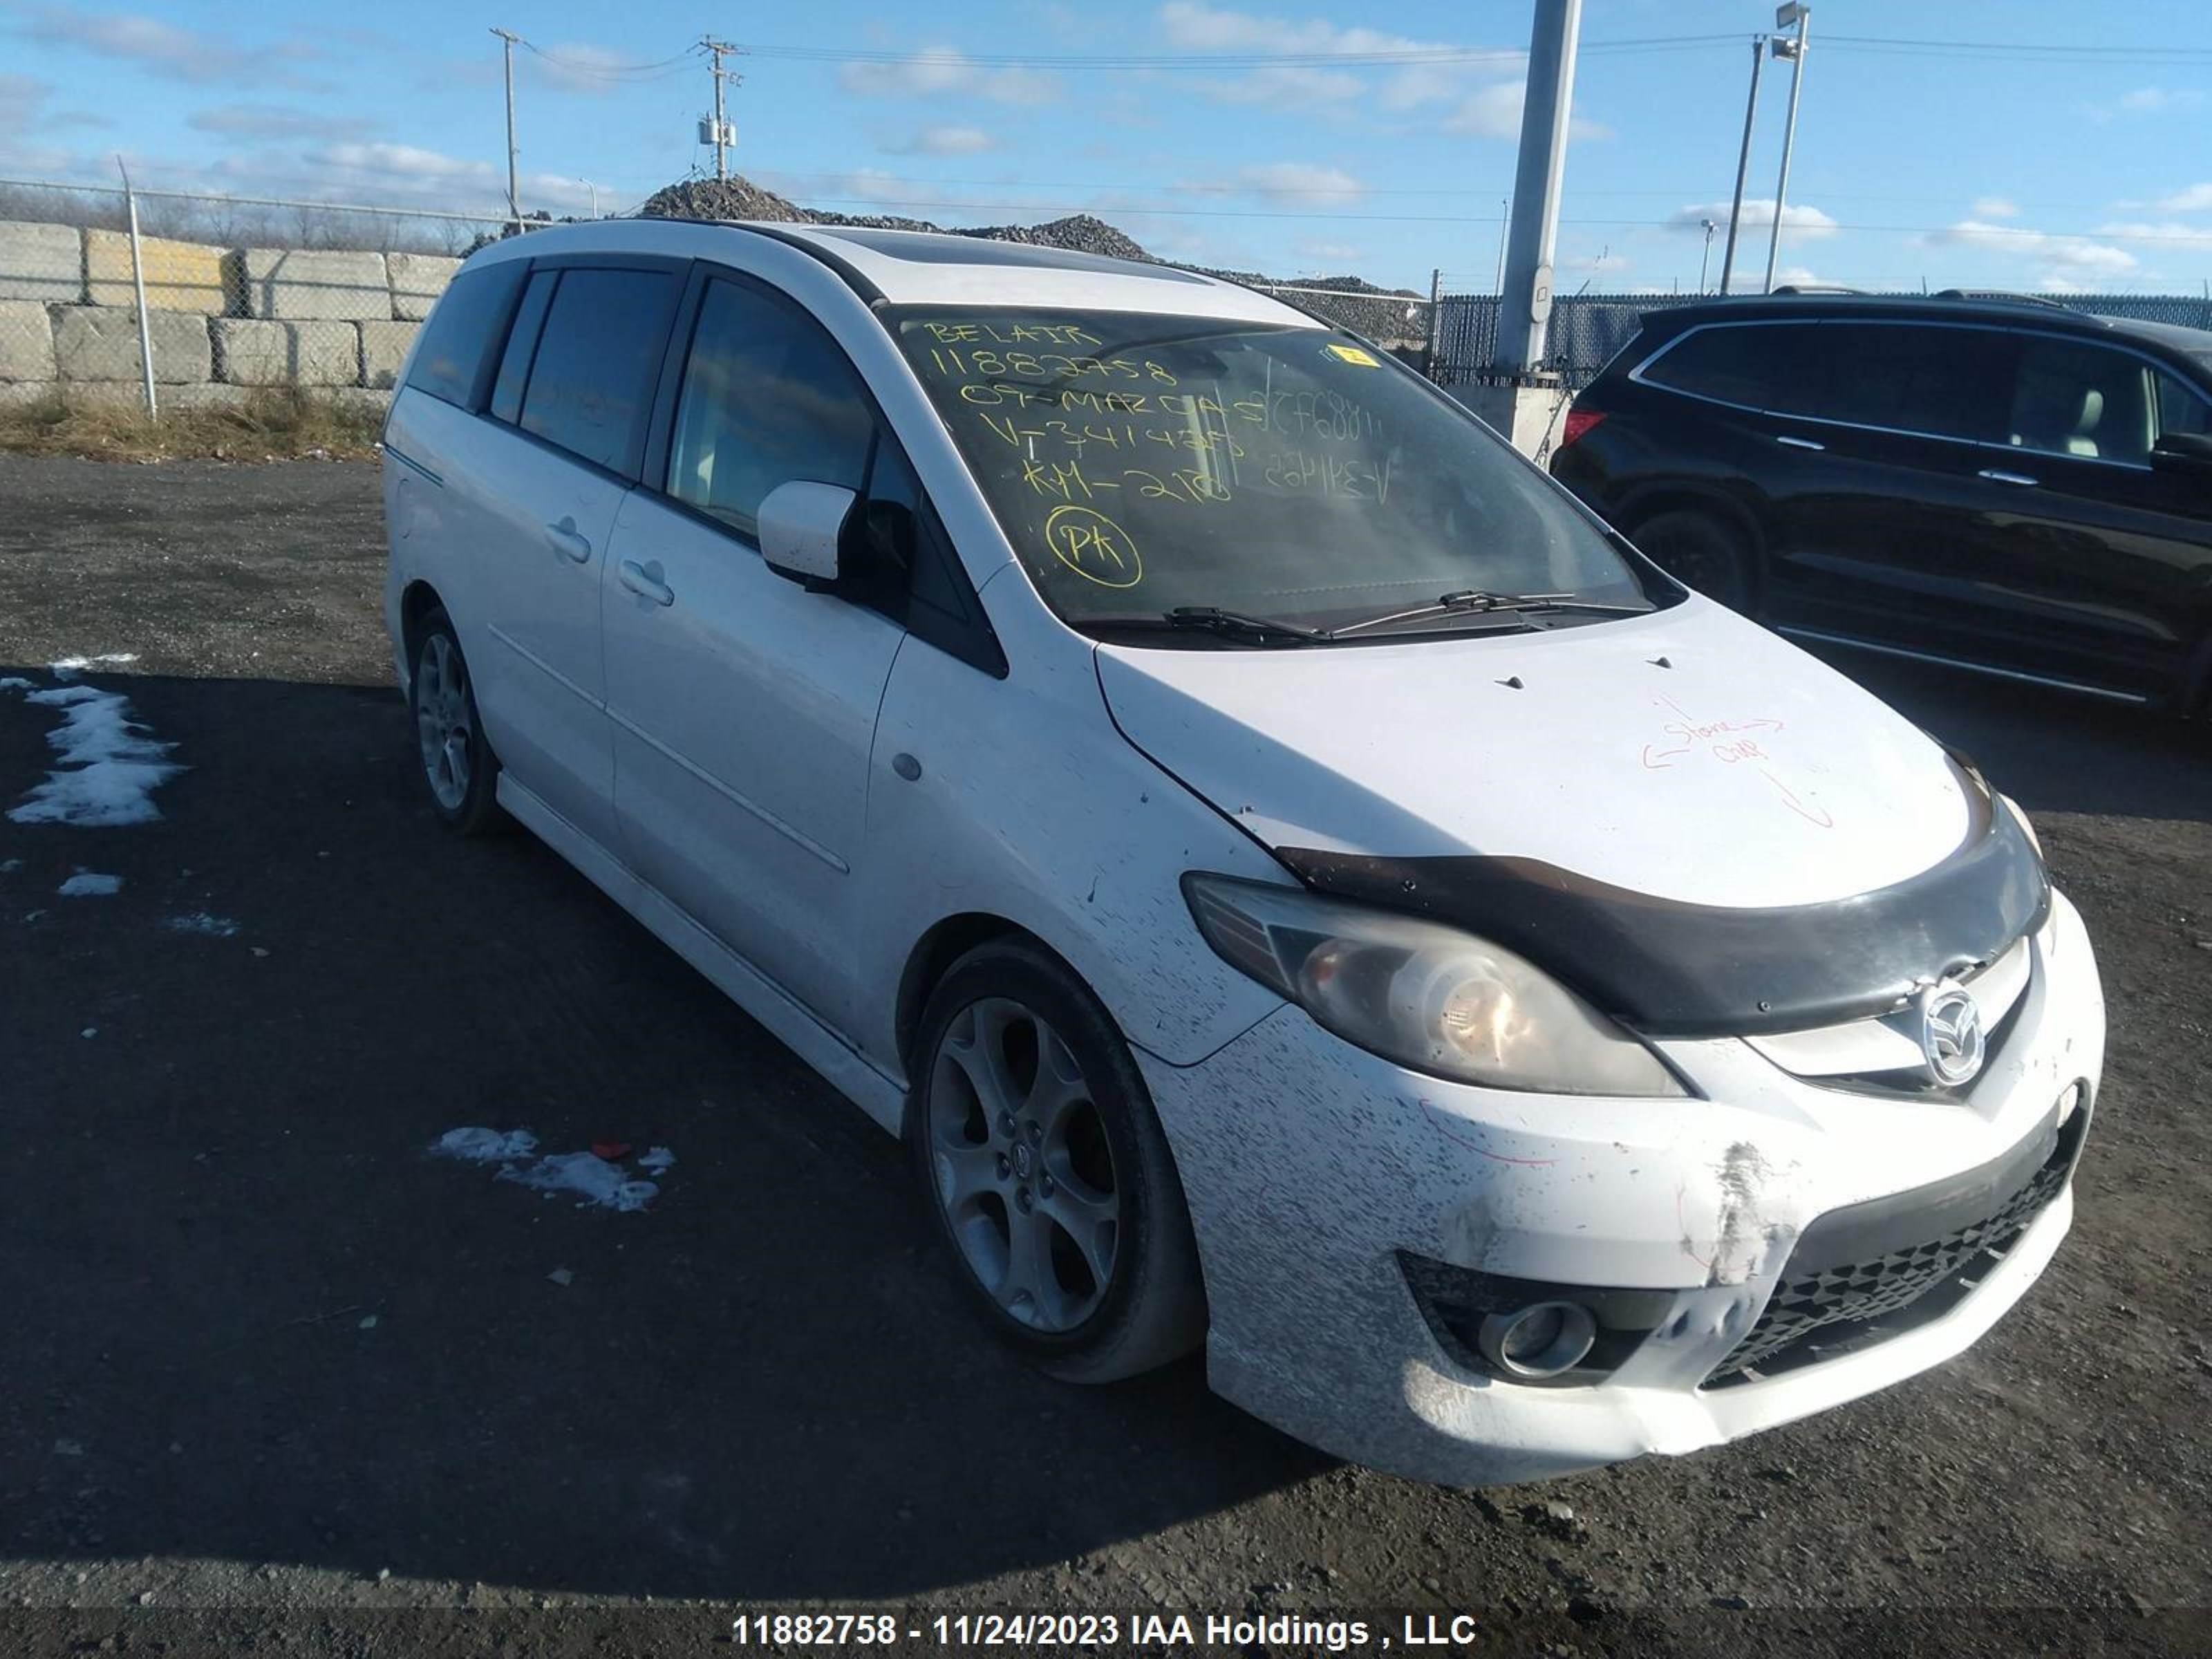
[1919,985,1986,1087]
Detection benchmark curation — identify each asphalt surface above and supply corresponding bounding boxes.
[0,456,2207,1657]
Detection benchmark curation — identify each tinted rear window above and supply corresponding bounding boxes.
[404,261,527,408]
[1640,321,1822,409]
[517,268,678,474]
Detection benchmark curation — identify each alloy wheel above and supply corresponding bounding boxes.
[415,632,474,812]
[926,996,1123,1333]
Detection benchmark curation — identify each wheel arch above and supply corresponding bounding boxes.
[397,579,448,684]
[1614,481,1768,557]
[896,912,1065,1082]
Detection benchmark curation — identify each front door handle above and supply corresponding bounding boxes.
[1775,434,1826,451]
[618,559,675,608]
[545,518,592,562]
[1978,468,2039,487]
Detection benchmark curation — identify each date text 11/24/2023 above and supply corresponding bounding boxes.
[729,1611,1490,1650]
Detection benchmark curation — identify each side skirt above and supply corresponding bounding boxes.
[496,775,909,1136]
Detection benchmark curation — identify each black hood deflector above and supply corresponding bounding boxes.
[1277,766,2048,1038]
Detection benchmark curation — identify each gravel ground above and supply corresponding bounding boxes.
[0,456,2206,1657]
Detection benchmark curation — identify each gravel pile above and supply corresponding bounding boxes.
[637,174,1426,344]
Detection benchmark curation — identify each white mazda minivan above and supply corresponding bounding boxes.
[382,218,2106,1485]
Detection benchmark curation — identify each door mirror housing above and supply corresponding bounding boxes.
[2150,431,2212,478]
[758,482,857,588]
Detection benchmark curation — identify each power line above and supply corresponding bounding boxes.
[732,32,1739,70]
[518,41,702,79]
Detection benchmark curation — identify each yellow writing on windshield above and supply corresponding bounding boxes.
[1043,504,1143,588]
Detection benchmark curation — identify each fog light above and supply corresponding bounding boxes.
[1477,1300,1598,1380]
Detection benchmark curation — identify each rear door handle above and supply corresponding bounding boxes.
[618,559,675,608]
[545,518,592,562]
[1775,434,1825,451]
[1978,468,2039,487]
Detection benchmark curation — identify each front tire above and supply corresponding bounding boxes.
[1633,508,1758,615]
[409,606,505,836]
[907,940,1206,1383]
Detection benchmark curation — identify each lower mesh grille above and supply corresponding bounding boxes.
[1706,1108,2081,1385]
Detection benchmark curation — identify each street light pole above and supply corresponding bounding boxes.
[1700,219,1717,292]
[1762,2,1812,294]
[1718,35,1764,296]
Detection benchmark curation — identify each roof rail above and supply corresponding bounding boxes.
[1768,283,1867,296]
[1931,288,2081,312]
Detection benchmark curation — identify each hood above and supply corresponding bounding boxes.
[1096,599,1975,912]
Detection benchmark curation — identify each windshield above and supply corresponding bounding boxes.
[890,307,1669,639]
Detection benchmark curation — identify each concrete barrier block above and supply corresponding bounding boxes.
[0,221,84,304]
[0,381,64,411]
[358,319,420,388]
[51,306,213,383]
[239,247,391,320]
[214,318,359,386]
[0,299,57,380]
[387,252,460,321]
[84,227,231,314]
[306,386,392,418]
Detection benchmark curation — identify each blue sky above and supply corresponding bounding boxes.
[4,0,2210,295]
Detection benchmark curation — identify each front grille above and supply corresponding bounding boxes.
[1705,1103,2083,1385]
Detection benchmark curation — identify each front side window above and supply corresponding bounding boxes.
[2153,366,2212,443]
[1642,321,1821,411]
[1808,323,2016,442]
[666,278,877,538]
[891,308,1662,637]
[516,268,677,474]
[2007,337,2156,464]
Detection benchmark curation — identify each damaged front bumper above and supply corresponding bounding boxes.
[1141,888,2105,1486]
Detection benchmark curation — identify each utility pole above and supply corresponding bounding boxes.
[1763,2,1812,294]
[1718,37,1764,296]
[1471,0,1582,458]
[702,37,742,181]
[491,28,521,231]
[1494,0,1582,375]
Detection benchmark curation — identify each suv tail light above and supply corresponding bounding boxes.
[1559,407,1606,449]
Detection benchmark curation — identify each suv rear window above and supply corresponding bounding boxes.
[1639,321,1821,409]
[404,261,527,409]
[1805,322,2015,442]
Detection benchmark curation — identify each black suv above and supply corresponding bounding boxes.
[1550,294,2212,712]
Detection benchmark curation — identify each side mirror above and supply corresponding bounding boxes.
[758,481,857,588]
[2150,432,2212,478]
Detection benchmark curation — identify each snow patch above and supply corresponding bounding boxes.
[0,677,32,691]
[50,653,139,677]
[167,911,241,937]
[3,675,184,827]
[0,857,21,874]
[58,872,122,897]
[429,1125,667,1212]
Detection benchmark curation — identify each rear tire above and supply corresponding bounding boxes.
[1633,509,1758,615]
[906,939,1207,1383]
[409,606,505,836]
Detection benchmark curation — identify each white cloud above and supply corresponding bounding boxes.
[1293,236,1365,265]
[1197,64,1364,106]
[189,103,372,141]
[2096,220,2212,245]
[839,47,1058,106]
[1441,82,1609,140]
[883,124,1002,156]
[1230,162,1366,205]
[18,7,318,87]
[2088,86,2207,121]
[1772,265,1831,288]
[1969,196,2019,220]
[2153,181,2212,212]
[1922,218,2139,285]
[1161,1,1534,120]
[1668,200,1839,238]
[299,142,597,214]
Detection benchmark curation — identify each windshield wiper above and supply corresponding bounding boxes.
[1160,606,1331,646]
[1325,590,1651,640]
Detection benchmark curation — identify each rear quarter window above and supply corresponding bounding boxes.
[403,261,527,409]
[1639,321,1822,410]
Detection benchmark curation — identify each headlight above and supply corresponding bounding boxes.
[1183,873,1686,1097]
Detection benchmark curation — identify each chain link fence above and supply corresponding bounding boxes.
[1432,289,2212,393]
[0,177,519,418]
